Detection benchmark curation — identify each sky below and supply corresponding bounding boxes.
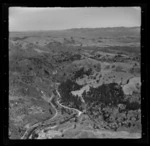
[9,7,141,31]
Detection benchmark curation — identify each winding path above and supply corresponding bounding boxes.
[21,86,83,139]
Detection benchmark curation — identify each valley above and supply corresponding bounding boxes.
[9,27,141,139]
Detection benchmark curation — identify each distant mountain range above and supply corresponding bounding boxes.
[66,26,140,31]
[10,26,140,33]
[10,27,140,39]
[66,27,140,38]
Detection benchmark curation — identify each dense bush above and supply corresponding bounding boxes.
[58,79,84,110]
[72,67,93,80]
[82,83,125,107]
[81,83,141,131]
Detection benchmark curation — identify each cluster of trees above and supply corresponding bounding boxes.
[83,83,124,107]
[54,52,81,63]
[72,67,93,81]
[81,83,141,132]
[57,68,141,132]
[58,79,84,111]
[57,66,94,110]
[57,77,141,132]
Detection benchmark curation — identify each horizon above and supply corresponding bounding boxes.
[9,7,141,32]
[9,26,140,33]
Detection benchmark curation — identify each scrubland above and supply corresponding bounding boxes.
[9,27,141,139]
